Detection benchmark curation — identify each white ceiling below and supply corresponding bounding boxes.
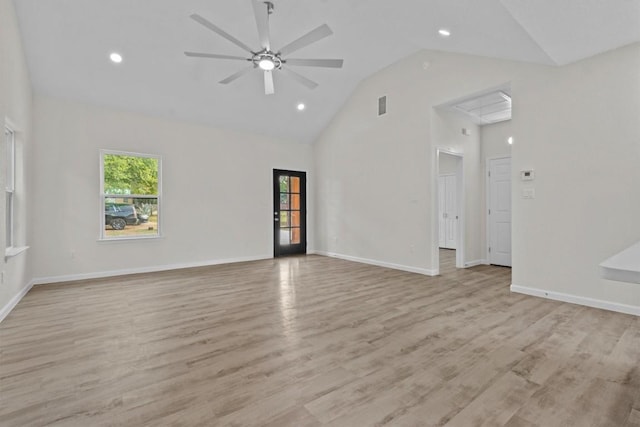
[12,0,640,143]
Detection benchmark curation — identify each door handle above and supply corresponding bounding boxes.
[274,218,279,222]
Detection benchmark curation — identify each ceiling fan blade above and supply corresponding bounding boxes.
[281,68,318,90]
[264,70,275,95]
[278,24,333,57]
[219,67,254,85]
[252,0,271,50]
[185,52,249,61]
[285,58,343,68]
[190,13,254,54]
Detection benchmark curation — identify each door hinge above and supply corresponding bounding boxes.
[488,171,491,177]
[488,209,491,215]
[488,247,491,253]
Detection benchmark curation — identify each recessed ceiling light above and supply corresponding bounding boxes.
[297,103,306,111]
[508,136,514,145]
[109,52,123,63]
[438,29,451,37]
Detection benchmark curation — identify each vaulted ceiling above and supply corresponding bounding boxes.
[13,0,640,143]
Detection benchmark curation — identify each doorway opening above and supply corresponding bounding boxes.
[435,149,464,273]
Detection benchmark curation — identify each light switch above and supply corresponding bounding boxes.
[523,188,535,199]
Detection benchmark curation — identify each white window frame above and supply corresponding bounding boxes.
[99,149,162,241]
[5,124,15,250]
[4,119,28,258]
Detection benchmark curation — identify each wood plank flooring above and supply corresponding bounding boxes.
[1,251,639,426]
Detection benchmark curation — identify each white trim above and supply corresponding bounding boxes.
[33,254,272,286]
[511,284,640,317]
[0,279,35,323]
[315,251,438,276]
[434,148,465,270]
[464,259,487,268]
[5,245,29,259]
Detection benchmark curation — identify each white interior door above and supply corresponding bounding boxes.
[489,157,512,266]
[439,174,457,249]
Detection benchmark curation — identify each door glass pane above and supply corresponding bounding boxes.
[290,177,300,193]
[291,211,300,227]
[291,228,301,244]
[279,229,290,245]
[280,211,290,227]
[280,193,289,210]
[291,194,300,210]
[279,176,289,193]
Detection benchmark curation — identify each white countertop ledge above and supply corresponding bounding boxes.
[600,242,640,284]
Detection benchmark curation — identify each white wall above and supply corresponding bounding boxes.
[314,49,541,274]
[511,43,640,310]
[0,0,34,319]
[314,43,640,313]
[438,152,459,176]
[481,120,512,161]
[32,96,314,281]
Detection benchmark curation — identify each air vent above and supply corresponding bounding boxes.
[378,96,387,116]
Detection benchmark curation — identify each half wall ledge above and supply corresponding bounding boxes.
[600,241,640,284]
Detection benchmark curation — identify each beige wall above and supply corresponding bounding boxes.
[511,43,640,310]
[314,43,640,312]
[481,120,512,161]
[0,0,34,319]
[314,49,543,274]
[31,96,314,281]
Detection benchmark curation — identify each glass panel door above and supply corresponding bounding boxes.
[273,169,306,257]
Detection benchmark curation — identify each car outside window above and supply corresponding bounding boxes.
[100,150,161,240]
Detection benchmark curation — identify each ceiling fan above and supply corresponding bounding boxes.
[185,0,343,95]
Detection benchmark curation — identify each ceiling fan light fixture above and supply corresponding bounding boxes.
[258,58,275,71]
[109,52,123,63]
[297,103,306,111]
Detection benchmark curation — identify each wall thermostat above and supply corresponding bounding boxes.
[521,170,535,181]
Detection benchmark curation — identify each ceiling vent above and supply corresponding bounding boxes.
[451,90,511,125]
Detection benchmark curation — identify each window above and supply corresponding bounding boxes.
[100,150,161,240]
[5,124,15,250]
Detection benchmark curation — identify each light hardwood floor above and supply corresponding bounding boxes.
[1,251,639,426]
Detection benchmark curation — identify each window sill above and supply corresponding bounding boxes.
[98,235,163,243]
[5,246,29,259]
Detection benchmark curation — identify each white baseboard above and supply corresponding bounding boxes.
[32,254,273,286]
[464,259,488,267]
[0,279,35,323]
[315,251,438,276]
[511,284,640,316]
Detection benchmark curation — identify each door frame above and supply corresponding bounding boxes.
[273,169,307,258]
[485,156,512,265]
[433,148,465,273]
